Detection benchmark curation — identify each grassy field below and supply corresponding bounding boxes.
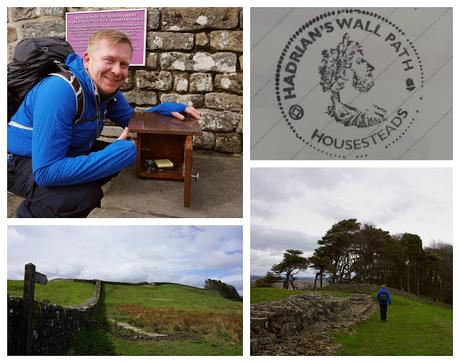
[251,287,351,304]
[7,279,95,306]
[333,294,453,355]
[70,283,242,355]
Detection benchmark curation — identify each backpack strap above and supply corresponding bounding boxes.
[49,64,84,124]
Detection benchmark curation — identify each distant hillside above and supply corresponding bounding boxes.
[7,279,95,307]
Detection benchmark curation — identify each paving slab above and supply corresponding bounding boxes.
[8,152,242,218]
[88,152,242,218]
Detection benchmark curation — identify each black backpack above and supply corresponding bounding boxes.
[378,291,388,302]
[7,37,84,122]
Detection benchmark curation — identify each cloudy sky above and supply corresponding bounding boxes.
[8,226,242,294]
[251,168,452,276]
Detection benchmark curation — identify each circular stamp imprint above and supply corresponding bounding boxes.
[275,9,424,158]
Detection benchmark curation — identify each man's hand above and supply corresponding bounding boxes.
[171,106,200,120]
[144,102,200,120]
[117,127,130,141]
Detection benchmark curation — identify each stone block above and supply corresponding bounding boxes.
[239,9,243,29]
[214,73,243,94]
[145,53,158,69]
[147,32,194,50]
[174,73,189,92]
[11,7,64,21]
[239,55,243,71]
[39,8,65,17]
[8,25,17,43]
[147,8,160,30]
[160,93,205,108]
[135,70,172,91]
[160,52,193,71]
[215,133,242,153]
[198,109,240,131]
[120,70,134,91]
[210,31,243,53]
[237,115,243,133]
[195,32,209,47]
[190,73,213,92]
[193,131,215,150]
[205,92,243,112]
[18,20,65,39]
[11,8,39,21]
[161,52,237,73]
[161,8,239,31]
[123,89,158,106]
[192,52,237,72]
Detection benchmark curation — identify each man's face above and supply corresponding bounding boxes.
[83,39,131,95]
[352,53,375,93]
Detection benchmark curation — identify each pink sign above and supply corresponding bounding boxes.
[66,9,146,66]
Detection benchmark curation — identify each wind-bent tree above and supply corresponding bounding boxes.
[316,219,361,284]
[308,246,331,289]
[254,271,282,288]
[271,249,309,290]
[352,223,392,283]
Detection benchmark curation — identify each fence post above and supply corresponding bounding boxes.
[22,263,35,355]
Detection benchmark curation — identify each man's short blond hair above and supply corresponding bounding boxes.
[87,29,133,54]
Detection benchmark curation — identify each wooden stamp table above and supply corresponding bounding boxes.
[128,112,202,207]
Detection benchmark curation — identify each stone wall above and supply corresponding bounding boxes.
[7,7,243,155]
[7,280,102,355]
[250,292,375,355]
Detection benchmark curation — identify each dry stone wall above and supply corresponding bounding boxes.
[251,292,375,355]
[7,7,243,155]
[7,280,102,355]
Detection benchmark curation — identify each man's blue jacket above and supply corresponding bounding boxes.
[376,287,392,305]
[7,53,136,187]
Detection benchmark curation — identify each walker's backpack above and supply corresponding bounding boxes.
[7,37,84,122]
[378,291,388,302]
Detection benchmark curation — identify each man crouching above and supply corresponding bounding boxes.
[8,29,199,218]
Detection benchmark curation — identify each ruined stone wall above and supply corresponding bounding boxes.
[250,292,375,355]
[7,280,102,355]
[7,7,243,155]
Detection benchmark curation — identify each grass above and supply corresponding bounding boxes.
[7,279,95,307]
[70,327,240,355]
[70,283,242,355]
[103,283,241,314]
[251,287,351,304]
[333,294,453,355]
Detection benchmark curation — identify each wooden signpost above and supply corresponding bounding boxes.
[22,263,47,355]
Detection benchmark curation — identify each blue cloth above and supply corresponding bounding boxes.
[144,102,186,116]
[376,287,392,305]
[8,53,136,187]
